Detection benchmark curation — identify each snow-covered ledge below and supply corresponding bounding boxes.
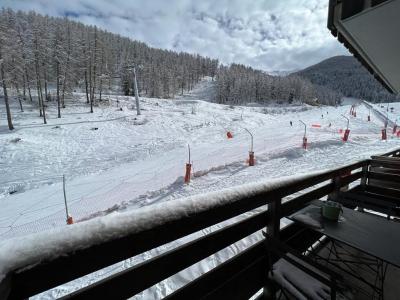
[6,144,392,292]
[0,170,335,285]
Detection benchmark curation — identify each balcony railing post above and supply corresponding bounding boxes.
[328,175,341,201]
[263,197,282,300]
[360,162,369,188]
[267,197,281,239]
[0,275,12,300]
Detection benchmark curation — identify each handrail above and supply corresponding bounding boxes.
[62,211,270,299]
[1,148,399,299]
[380,147,400,157]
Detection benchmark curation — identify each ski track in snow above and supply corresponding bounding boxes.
[1,79,400,299]
[0,87,399,237]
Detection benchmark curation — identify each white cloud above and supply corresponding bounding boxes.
[0,0,348,71]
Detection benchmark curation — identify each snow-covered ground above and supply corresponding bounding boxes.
[1,79,400,298]
[368,101,400,127]
[1,82,400,239]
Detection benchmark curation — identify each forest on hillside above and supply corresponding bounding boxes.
[296,56,398,103]
[215,64,341,106]
[0,9,376,131]
[0,9,219,124]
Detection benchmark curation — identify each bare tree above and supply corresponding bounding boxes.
[56,60,61,118]
[90,26,98,113]
[61,22,71,108]
[0,50,14,130]
[1,9,229,113]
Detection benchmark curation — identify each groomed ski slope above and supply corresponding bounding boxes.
[368,101,400,127]
[0,78,400,299]
[1,79,399,240]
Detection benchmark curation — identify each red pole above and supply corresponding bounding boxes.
[341,115,350,142]
[248,151,255,166]
[343,129,350,142]
[299,120,307,150]
[244,128,254,166]
[184,144,192,183]
[382,129,387,140]
[302,136,307,149]
[184,163,192,183]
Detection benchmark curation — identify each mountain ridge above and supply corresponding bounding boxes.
[294,55,397,102]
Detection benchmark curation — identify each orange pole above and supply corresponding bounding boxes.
[382,129,387,140]
[184,163,192,183]
[343,129,350,142]
[67,215,74,225]
[248,151,255,166]
[302,136,307,149]
[63,175,73,225]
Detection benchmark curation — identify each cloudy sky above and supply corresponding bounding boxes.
[1,0,348,72]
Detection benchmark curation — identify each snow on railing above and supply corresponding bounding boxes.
[0,165,350,283]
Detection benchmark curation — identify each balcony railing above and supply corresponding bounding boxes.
[1,147,399,299]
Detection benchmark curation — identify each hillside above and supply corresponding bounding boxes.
[2,84,400,297]
[295,56,398,103]
[214,63,341,106]
[1,8,343,133]
[0,9,218,117]
[2,81,400,240]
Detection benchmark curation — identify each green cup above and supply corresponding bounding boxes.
[322,201,342,221]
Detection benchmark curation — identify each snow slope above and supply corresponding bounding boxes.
[1,79,400,298]
[366,100,400,127]
[1,84,400,239]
